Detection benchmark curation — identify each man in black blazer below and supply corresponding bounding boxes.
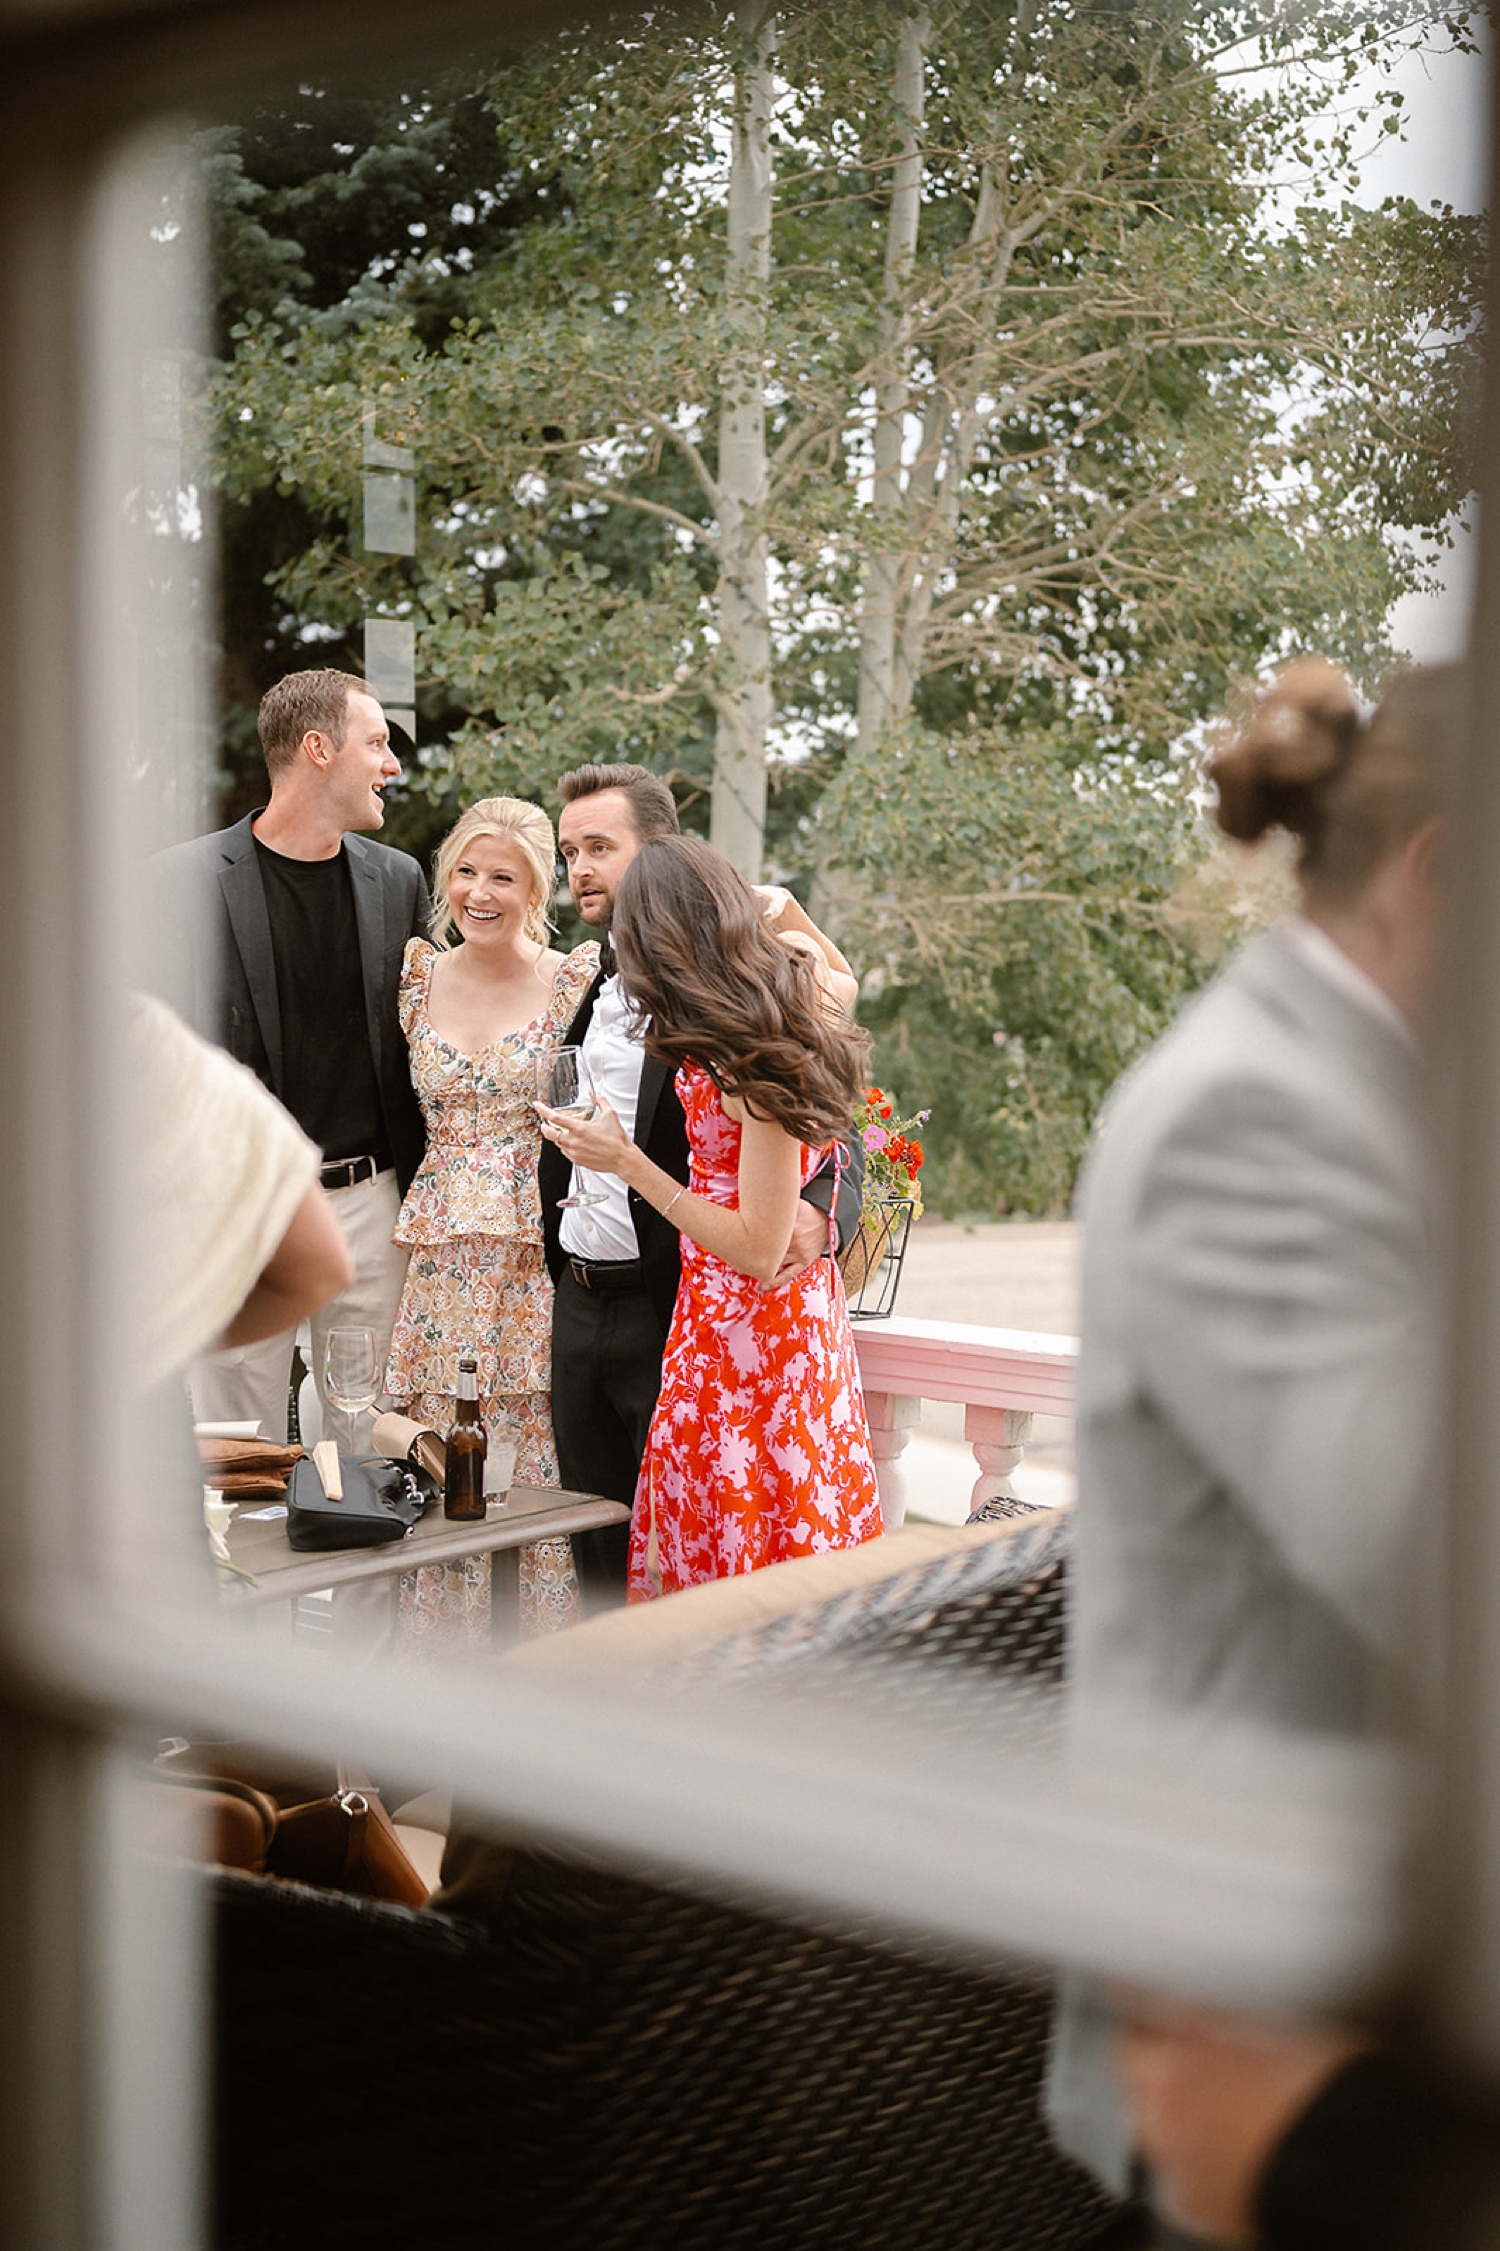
[156,667,430,1452]
[541,763,863,1608]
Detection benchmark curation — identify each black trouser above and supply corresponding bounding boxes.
[551,1265,669,1612]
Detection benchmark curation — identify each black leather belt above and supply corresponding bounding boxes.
[320,1154,380,1191]
[567,1256,646,1293]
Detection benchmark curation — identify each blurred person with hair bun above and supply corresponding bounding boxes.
[1047,659,1454,2207]
[538,835,884,1600]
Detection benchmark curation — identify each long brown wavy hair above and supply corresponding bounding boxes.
[612,837,869,1145]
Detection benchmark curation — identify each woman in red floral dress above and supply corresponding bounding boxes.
[538,836,883,1599]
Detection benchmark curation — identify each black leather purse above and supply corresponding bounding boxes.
[285,1452,429,1552]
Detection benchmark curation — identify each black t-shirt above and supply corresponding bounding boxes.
[253,836,389,1166]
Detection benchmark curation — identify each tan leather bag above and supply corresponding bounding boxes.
[152,1740,429,1908]
[271,1774,430,1908]
[151,1769,280,1874]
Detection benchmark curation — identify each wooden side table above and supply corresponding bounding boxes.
[221,1484,632,1644]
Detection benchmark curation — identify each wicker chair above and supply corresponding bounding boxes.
[213,1513,1120,2251]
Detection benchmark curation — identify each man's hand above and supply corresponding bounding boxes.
[750,884,859,1014]
[1116,2003,1369,2247]
[761,1198,830,1291]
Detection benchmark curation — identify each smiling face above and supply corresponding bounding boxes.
[326,689,401,833]
[557,788,644,928]
[447,833,540,948]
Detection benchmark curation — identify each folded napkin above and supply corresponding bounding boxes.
[196,1435,303,1497]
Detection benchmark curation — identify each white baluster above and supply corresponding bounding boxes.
[862,1390,922,1531]
[965,1405,1034,1515]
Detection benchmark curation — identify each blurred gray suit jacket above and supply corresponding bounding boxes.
[1049,921,1437,2189]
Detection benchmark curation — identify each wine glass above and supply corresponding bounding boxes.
[539,1046,606,1209]
[323,1327,381,1419]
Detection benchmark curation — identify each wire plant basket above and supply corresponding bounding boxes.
[838,1196,916,1321]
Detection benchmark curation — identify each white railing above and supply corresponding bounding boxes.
[851,1316,1079,1528]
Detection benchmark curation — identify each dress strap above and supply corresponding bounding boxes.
[828,1137,844,1258]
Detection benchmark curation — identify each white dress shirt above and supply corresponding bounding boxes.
[558,973,647,1261]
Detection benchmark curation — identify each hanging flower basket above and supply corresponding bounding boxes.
[839,1194,917,1320]
[838,1085,930,1321]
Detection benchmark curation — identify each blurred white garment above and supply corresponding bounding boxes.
[1073,919,1435,1729]
[1049,918,1437,2191]
[131,992,318,1389]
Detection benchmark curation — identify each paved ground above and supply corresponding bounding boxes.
[896,1217,1080,1333]
[886,1218,1080,1525]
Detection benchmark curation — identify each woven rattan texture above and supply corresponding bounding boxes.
[213,1858,1115,2251]
[969,1491,1046,1524]
[214,1517,1111,2251]
[667,1512,1071,1750]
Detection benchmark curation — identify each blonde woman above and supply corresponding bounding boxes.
[386,797,598,1649]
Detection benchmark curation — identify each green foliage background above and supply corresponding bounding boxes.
[202,5,1483,1213]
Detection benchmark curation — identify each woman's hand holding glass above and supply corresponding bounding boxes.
[536,1084,634,1187]
[533,1039,626,1206]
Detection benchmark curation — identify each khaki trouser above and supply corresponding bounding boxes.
[190,1167,409,1450]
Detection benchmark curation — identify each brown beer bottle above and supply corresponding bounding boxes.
[445,1358,488,1523]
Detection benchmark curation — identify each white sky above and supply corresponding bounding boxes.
[1354,22,1488,212]
[1351,23,1488,659]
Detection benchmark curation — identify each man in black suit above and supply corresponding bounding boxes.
[157,667,430,1452]
[541,762,863,1609]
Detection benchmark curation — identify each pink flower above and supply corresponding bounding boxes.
[862,1123,888,1151]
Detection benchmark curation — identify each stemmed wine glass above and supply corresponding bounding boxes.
[539,1046,606,1209]
[323,1327,381,1421]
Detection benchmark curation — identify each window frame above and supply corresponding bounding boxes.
[0,7,1494,2241]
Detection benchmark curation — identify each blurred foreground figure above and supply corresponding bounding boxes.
[133,991,349,1386]
[1118,2009,1500,2249]
[130,993,350,1591]
[1049,661,1452,2196]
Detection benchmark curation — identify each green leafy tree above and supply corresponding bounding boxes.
[207,5,1483,1207]
[815,724,1208,1210]
[205,69,552,835]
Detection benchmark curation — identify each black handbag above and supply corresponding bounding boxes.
[285,1452,428,1552]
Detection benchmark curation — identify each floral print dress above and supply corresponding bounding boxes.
[387,935,599,1651]
[629,1062,884,1600]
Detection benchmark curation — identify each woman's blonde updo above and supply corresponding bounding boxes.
[430,797,556,951]
[1208,658,1455,905]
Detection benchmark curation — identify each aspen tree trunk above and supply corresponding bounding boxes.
[895,168,1019,702]
[710,0,776,878]
[850,3,1041,761]
[853,8,928,765]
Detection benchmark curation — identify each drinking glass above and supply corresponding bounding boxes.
[539,1046,606,1209]
[323,1327,381,1417]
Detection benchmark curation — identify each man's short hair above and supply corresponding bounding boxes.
[258,669,373,778]
[558,761,680,843]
